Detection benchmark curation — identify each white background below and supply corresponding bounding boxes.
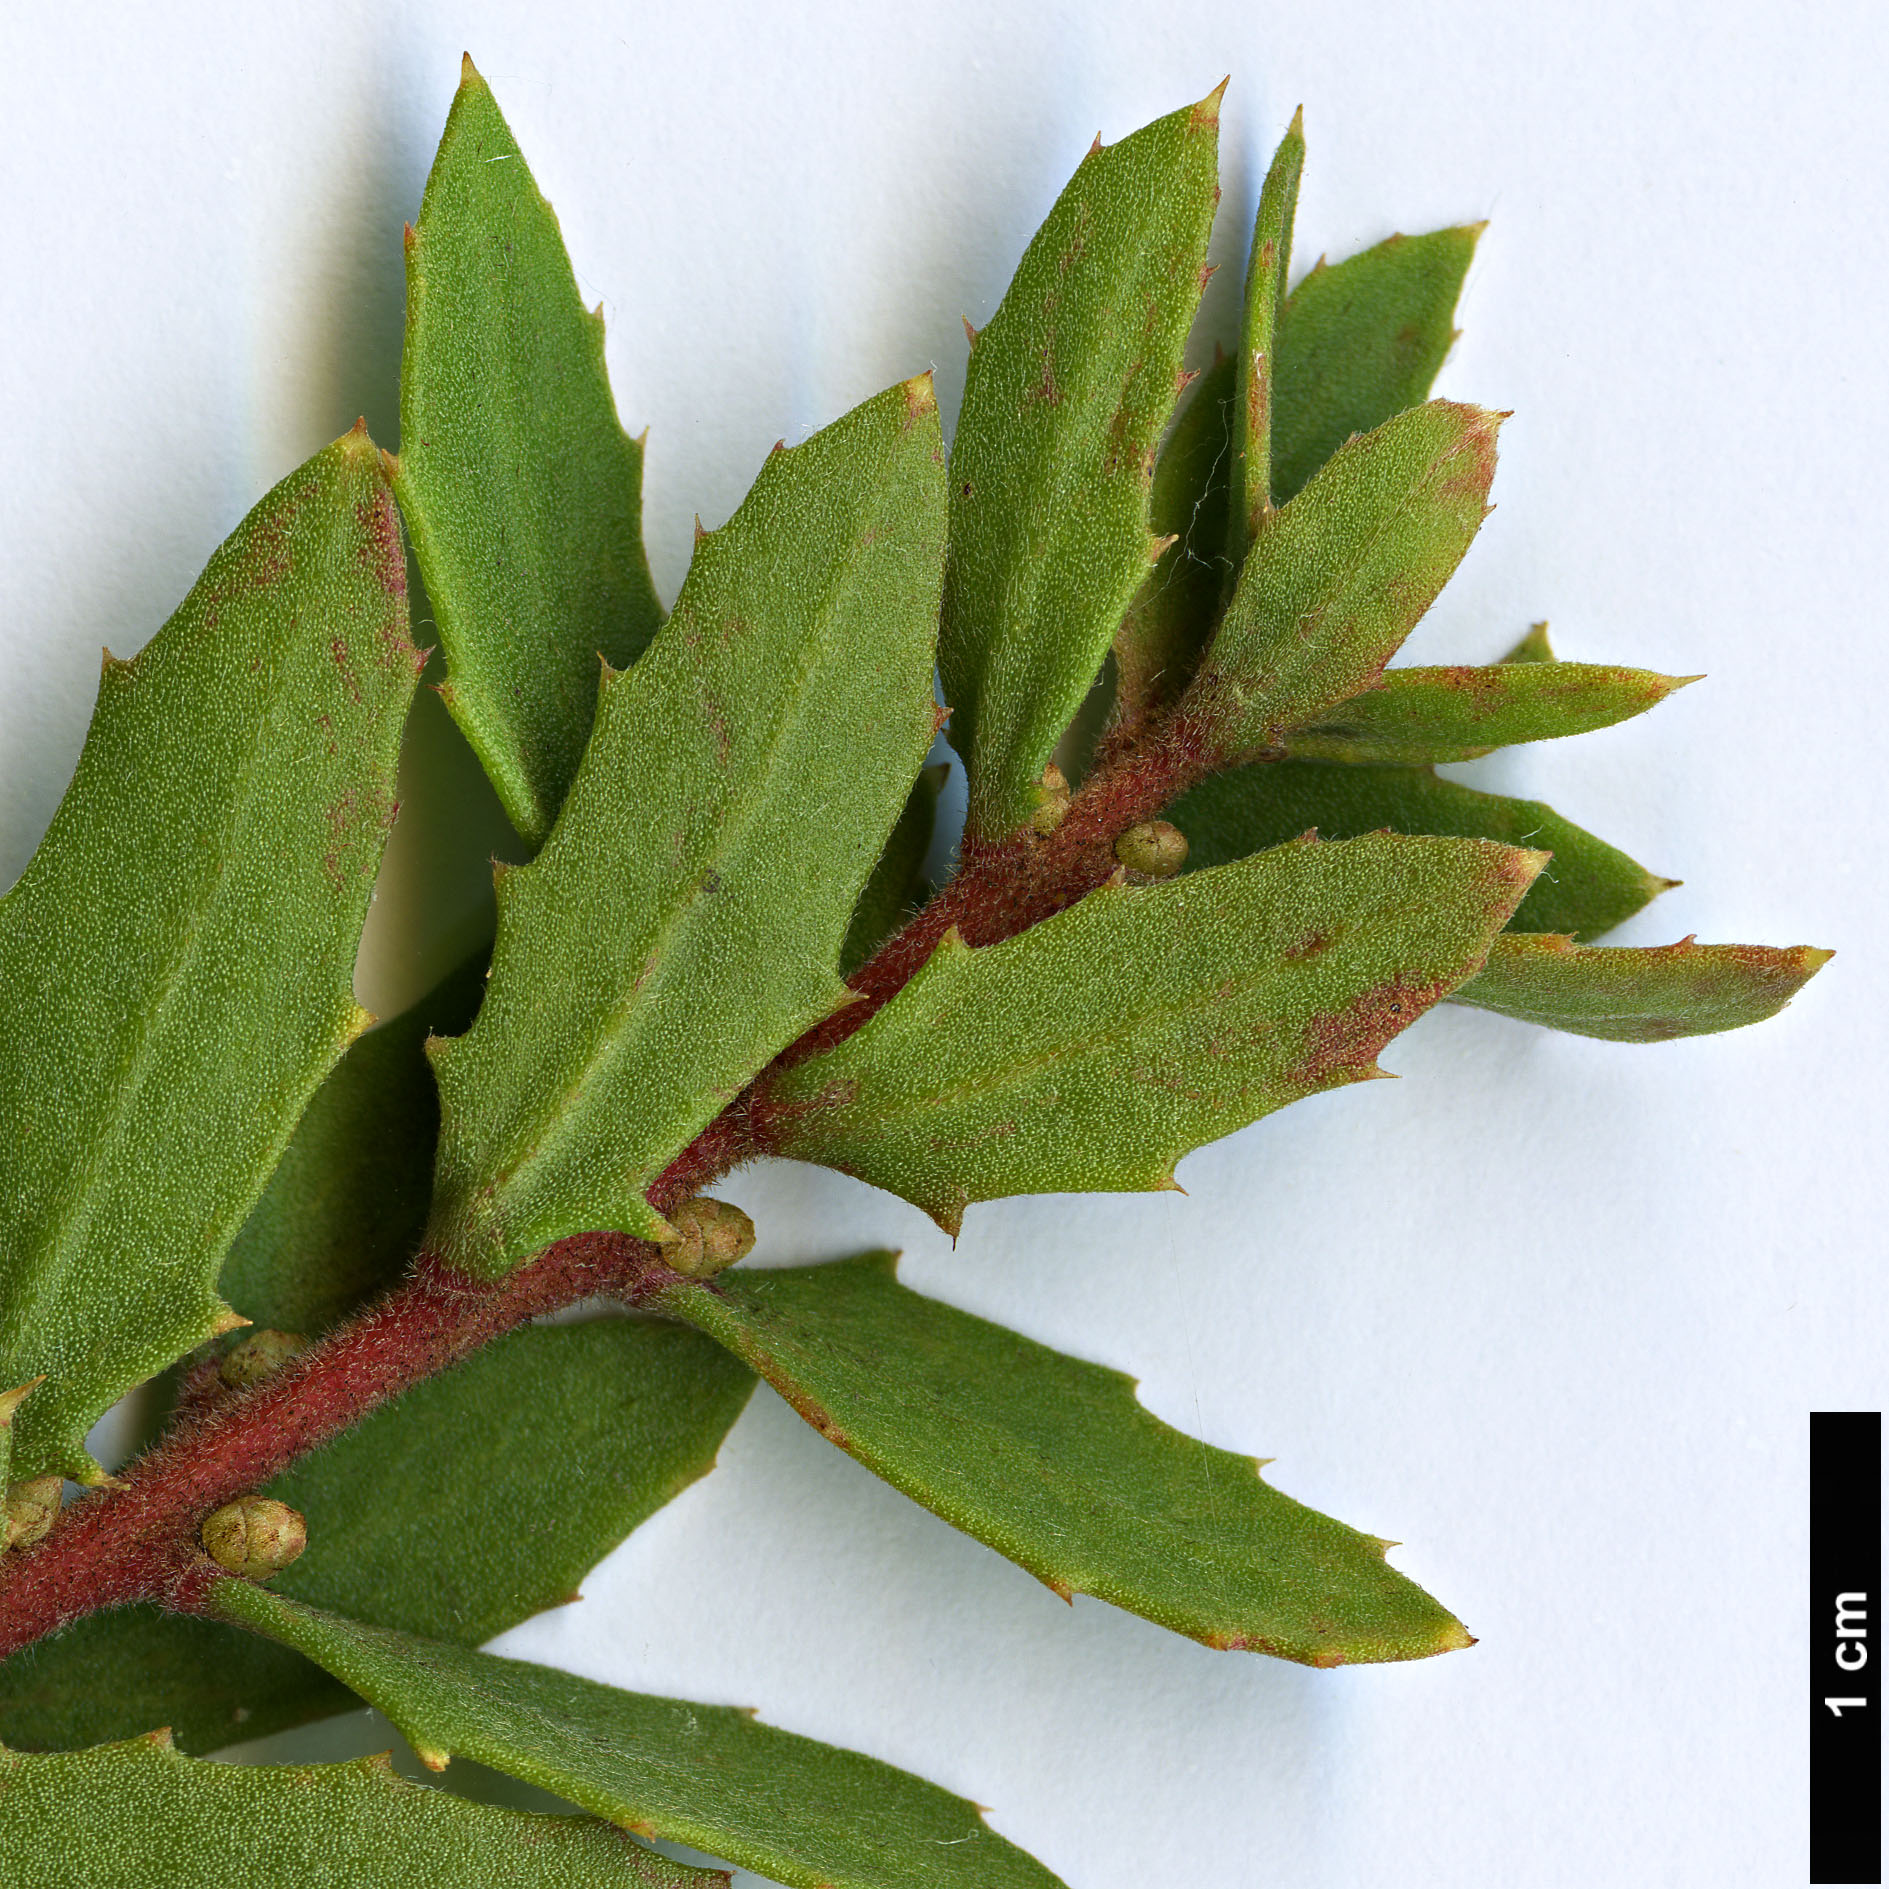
[2,4,1883,1884]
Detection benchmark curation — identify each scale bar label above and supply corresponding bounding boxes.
[1812,1411,1881,1884]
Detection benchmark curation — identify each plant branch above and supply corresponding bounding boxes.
[0,703,1215,1661]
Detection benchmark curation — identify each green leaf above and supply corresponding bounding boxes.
[942,91,1223,841]
[0,1321,752,1754]
[0,431,419,1482]
[1273,224,1482,503]
[1227,109,1305,566]
[663,1253,1471,1665]
[1451,932,1833,1041]
[427,378,946,1276]
[1166,758,1674,941]
[1282,661,1694,764]
[1186,401,1500,765]
[761,831,1540,1232]
[220,953,488,1335]
[1112,355,1235,728]
[394,58,664,848]
[1500,620,1556,663]
[840,763,945,978]
[213,1586,1067,1889]
[0,1734,710,1889]
[0,1610,351,1762]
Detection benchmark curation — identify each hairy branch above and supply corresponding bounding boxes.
[0,709,1212,1659]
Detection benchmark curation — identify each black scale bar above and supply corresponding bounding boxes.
[1812,1412,1881,1883]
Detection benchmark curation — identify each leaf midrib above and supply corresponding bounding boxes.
[812,882,1446,1130]
[484,470,918,1222]
[13,631,312,1357]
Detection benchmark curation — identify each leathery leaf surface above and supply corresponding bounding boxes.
[220,952,489,1335]
[0,1735,709,1889]
[943,90,1222,841]
[841,763,945,977]
[1282,660,1691,764]
[1450,933,1832,1041]
[1167,758,1673,941]
[214,1586,1067,1889]
[1273,225,1482,504]
[1187,401,1500,764]
[664,1253,1470,1665]
[395,58,664,847]
[1227,110,1304,566]
[1112,353,1234,726]
[0,430,418,1481]
[765,831,1541,1233]
[428,378,945,1275]
[0,1321,752,1755]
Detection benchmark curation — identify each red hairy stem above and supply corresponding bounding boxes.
[0,1236,672,1657]
[786,711,1216,1065]
[0,707,1213,1660]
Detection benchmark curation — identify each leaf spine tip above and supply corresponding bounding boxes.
[459,50,481,86]
[348,415,368,438]
[140,1727,177,1749]
[402,221,417,256]
[345,1005,376,1045]
[770,438,787,456]
[902,370,937,418]
[1191,77,1230,128]
[210,1307,253,1338]
[416,1744,452,1773]
[962,314,979,346]
[693,514,709,545]
[1288,102,1305,135]
[1086,131,1103,158]
[379,447,400,482]
[0,1378,46,1426]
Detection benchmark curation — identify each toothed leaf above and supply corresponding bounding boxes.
[763,833,1539,1232]
[0,434,419,1482]
[1273,225,1481,503]
[0,1322,751,1754]
[428,380,945,1275]
[1501,621,1556,663]
[1112,355,1234,726]
[663,1253,1470,1665]
[0,1737,707,1888]
[840,764,945,978]
[943,93,1222,840]
[1282,661,1692,764]
[213,1587,1066,1889]
[1167,758,1671,941]
[220,953,488,1335]
[394,62,665,847]
[1186,401,1499,764]
[1227,111,1305,564]
[1451,933,1832,1041]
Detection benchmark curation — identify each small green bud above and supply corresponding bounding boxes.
[1114,819,1188,878]
[1030,763,1071,835]
[661,1196,757,1279]
[218,1329,308,1390]
[202,1496,307,1579]
[3,1475,64,1551]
